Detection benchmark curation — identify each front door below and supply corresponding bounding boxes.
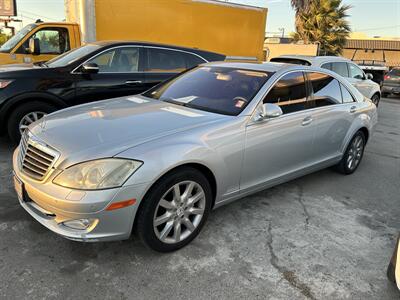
[241,71,317,191]
[73,46,146,105]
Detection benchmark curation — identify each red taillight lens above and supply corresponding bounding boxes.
[384,75,391,80]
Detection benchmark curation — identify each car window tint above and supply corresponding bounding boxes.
[146,48,186,73]
[263,71,308,114]
[23,28,70,55]
[388,68,400,76]
[88,47,140,73]
[348,63,365,79]
[331,62,349,77]
[308,72,342,106]
[143,66,273,116]
[183,53,206,68]
[321,63,332,71]
[340,83,355,103]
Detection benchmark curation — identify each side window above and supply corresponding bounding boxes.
[30,28,70,54]
[87,47,140,73]
[264,71,308,114]
[321,63,332,71]
[146,48,186,73]
[184,53,206,69]
[331,62,349,77]
[340,83,355,103]
[308,72,342,107]
[348,63,365,79]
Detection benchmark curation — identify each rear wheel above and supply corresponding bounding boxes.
[335,131,366,175]
[135,167,212,252]
[7,101,57,143]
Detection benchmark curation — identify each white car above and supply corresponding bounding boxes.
[270,55,382,106]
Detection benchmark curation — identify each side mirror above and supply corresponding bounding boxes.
[28,38,40,55]
[81,63,99,74]
[366,73,373,80]
[254,103,283,121]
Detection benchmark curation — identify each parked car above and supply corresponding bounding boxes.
[13,62,377,252]
[270,55,382,106]
[382,67,400,98]
[0,41,225,142]
[387,235,400,290]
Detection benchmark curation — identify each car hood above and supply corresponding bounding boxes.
[0,63,41,72]
[29,96,226,167]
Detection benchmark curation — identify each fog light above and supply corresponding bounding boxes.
[62,219,97,230]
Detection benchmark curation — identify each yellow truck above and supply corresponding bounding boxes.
[0,0,267,65]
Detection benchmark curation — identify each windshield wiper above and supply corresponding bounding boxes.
[161,98,188,107]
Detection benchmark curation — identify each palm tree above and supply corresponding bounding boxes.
[291,0,311,12]
[291,0,351,55]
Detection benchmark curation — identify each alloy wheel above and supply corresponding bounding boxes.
[346,135,364,170]
[153,181,206,244]
[19,111,47,135]
[371,95,380,106]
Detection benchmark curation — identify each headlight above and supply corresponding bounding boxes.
[53,158,142,190]
[0,79,13,89]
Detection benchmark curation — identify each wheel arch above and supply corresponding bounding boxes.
[131,162,218,235]
[0,92,67,128]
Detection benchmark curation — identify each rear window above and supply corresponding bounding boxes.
[143,66,273,116]
[270,57,311,66]
[388,68,400,76]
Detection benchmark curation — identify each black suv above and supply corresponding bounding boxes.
[0,41,225,142]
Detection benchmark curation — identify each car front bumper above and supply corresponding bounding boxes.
[12,148,149,242]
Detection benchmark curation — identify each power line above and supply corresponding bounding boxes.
[356,25,400,32]
[18,9,59,22]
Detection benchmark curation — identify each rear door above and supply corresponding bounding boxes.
[142,47,207,90]
[306,71,355,161]
[241,71,317,191]
[73,46,145,105]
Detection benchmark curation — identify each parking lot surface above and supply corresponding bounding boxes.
[0,98,399,299]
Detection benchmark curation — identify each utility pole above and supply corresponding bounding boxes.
[0,17,22,36]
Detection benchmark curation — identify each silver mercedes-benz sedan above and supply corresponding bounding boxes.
[12,62,377,252]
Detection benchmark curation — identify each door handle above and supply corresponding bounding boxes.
[349,106,357,113]
[302,116,313,126]
[125,80,143,85]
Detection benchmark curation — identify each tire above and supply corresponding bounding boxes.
[371,93,380,106]
[135,167,212,252]
[387,238,399,284]
[335,131,366,175]
[7,101,57,144]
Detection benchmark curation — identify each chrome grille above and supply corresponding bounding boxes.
[18,131,59,181]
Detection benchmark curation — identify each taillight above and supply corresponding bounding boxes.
[384,75,390,80]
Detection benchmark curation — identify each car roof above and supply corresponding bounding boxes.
[204,61,320,73]
[86,40,226,59]
[272,55,352,65]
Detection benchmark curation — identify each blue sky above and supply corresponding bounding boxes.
[12,0,400,38]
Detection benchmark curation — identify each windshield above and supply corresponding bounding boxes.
[0,24,37,53]
[45,44,101,68]
[143,66,273,116]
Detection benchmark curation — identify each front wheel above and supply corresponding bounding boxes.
[371,94,380,106]
[135,167,212,252]
[335,131,366,175]
[7,101,57,143]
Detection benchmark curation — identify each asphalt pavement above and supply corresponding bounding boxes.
[0,97,399,299]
